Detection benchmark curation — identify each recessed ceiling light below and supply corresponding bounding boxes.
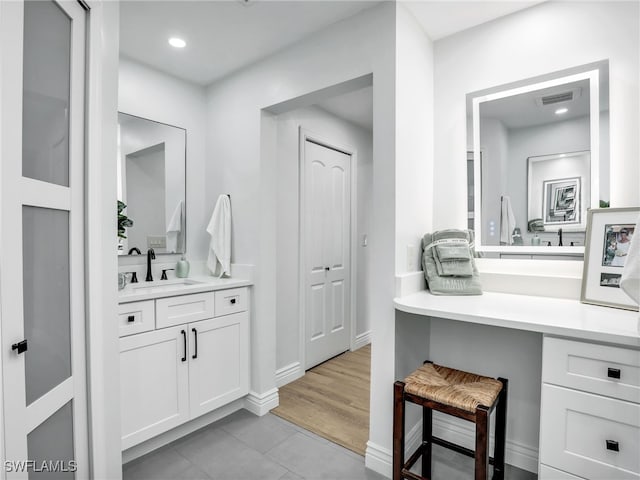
[555,107,568,115]
[168,37,186,49]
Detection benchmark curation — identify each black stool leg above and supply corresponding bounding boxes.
[493,378,508,480]
[474,405,489,480]
[422,406,432,478]
[393,381,406,480]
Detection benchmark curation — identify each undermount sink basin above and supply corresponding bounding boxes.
[130,279,202,291]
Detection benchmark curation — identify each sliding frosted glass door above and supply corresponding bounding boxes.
[0,1,88,477]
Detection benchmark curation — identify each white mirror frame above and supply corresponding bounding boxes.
[472,69,600,255]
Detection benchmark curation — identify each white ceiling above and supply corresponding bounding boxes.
[120,1,379,86]
[403,1,545,41]
[119,1,545,129]
[315,86,374,131]
[479,79,591,129]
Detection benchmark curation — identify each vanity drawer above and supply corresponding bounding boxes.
[540,384,640,479]
[214,287,247,317]
[539,464,584,480]
[156,292,215,329]
[118,301,155,337]
[543,336,640,403]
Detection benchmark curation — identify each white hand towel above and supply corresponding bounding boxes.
[166,201,183,253]
[500,196,517,245]
[206,194,231,277]
[620,214,640,305]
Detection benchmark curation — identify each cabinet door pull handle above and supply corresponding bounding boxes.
[127,315,135,323]
[11,339,28,354]
[606,440,619,452]
[607,367,621,379]
[181,330,187,362]
[192,328,198,359]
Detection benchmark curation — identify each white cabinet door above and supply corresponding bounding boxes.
[120,327,190,450]
[188,312,249,418]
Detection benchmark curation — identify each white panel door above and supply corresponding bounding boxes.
[188,313,249,418]
[303,140,351,369]
[0,1,88,477]
[120,327,190,450]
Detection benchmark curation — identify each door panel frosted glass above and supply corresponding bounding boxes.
[22,0,71,187]
[23,206,71,405]
[27,401,75,479]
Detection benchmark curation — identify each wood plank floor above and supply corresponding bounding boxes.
[272,344,371,456]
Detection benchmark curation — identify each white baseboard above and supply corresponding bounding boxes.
[363,416,538,480]
[431,414,538,473]
[275,362,304,388]
[122,398,245,464]
[244,388,279,416]
[353,331,371,350]
[365,441,392,479]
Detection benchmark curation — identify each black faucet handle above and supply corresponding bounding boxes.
[161,269,175,280]
[125,271,138,283]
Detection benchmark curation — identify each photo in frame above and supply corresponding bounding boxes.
[581,207,639,310]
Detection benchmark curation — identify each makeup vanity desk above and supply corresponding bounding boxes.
[394,291,640,480]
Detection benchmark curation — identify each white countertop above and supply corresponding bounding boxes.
[118,275,252,304]
[394,290,640,347]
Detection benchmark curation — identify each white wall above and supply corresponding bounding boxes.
[395,3,434,274]
[118,57,208,262]
[204,4,406,475]
[434,1,639,233]
[274,104,373,375]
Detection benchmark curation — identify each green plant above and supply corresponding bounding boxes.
[599,200,610,208]
[118,200,133,239]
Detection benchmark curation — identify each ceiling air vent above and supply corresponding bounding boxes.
[541,92,574,105]
[535,87,582,107]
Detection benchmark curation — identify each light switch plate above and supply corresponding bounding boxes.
[147,235,167,249]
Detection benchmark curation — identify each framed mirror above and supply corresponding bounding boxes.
[467,61,609,256]
[117,112,186,255]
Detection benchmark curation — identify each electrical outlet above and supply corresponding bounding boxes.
[147,235,167,249]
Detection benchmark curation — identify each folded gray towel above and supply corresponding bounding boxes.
[422,229,482,295]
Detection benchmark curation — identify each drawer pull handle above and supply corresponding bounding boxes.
[230,298,237,305]
[127,315,135,323]
[181,330,187,362]
[606,440,619,452]
[607,367,621,379]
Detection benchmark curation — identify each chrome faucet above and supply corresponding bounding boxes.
[146,248,156,282]
[557,228,563,247]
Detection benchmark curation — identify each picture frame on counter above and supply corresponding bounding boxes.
[581,207,639,311]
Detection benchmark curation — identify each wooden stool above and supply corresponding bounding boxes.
[393,362,508,480]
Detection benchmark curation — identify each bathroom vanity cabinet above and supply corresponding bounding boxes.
[118,284,250,450]
[539,337,640,479]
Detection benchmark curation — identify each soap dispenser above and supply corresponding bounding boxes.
[176,255,190,278]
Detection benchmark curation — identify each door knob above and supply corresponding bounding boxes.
[11,339,28,354]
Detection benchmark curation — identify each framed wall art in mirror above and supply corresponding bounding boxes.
[527,151,590,233]
[467,60,609,257]
[117,112,186,255]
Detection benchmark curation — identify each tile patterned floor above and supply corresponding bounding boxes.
[123,409,537,480]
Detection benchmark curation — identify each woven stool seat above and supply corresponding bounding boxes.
[404,363,503,413]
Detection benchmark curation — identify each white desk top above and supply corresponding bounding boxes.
[394,291,640,347]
